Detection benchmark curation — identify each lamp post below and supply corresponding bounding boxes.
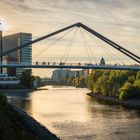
[0,21,3,73]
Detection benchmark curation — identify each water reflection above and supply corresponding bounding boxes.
[6,91,32,114]
[5,86,140,140]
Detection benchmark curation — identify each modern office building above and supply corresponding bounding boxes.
[3,33,32,77]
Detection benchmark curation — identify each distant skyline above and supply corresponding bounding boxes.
[0,0,140,77]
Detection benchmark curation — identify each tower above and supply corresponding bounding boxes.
[100,57,105,65]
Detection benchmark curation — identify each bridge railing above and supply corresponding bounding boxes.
[0,61,32,65]
[0,61,140,69]
[31,61,97,66]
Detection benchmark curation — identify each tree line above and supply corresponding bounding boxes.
[62,70,140,101]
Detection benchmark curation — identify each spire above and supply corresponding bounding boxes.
[100,57,105,65]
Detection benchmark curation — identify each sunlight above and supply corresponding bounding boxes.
[0,17,9,31]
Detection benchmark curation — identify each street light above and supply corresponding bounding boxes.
[0,21,3,73]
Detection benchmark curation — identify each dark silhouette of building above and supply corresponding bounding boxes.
[3,33,32,77]
[100,57,105,65]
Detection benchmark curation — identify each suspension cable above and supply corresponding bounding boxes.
[80,28,97,64]
[60,28,77,62]
[79,28,93,64]
[84,30,118,64]
[34,27,76,59]
[62,28,78,63]
[85,30,125,65]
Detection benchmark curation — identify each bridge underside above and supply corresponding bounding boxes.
[0,64,140,71]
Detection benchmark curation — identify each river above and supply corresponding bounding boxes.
[5,86,140,140]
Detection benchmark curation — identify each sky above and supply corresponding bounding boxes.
[0,0,140,77]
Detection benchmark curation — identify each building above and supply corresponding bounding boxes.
[100,57,105,65]
[52,69,75,81]
[51,69,89,81]
[3,33,32,77]
[0,76,20,88]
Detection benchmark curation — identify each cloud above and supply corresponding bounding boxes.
[0,0,140,52]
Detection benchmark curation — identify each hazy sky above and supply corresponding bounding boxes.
[1,0,140,41]
[0,0,140,76]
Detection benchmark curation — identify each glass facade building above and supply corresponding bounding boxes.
[3,33,32,77]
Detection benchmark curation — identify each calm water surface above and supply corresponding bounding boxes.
[6,86,140,140]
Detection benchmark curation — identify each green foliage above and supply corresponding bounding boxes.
[34,76,42,87]
[119,82,140,100]
[134,79,140,88]
[87,70,140,100]
[71,76,86,87]
[136,71,140,80]
[61,69,140,101]
[127,76,135,83]
[20,69,34,88]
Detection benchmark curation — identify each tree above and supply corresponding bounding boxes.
[119,82,140,100]
[20,69,34,88]
[136,71,140,80]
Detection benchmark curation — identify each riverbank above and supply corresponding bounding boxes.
[87,92,140,109]
[11,105,60,140]
[0,93,60,140]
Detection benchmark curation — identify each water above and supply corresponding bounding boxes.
[6,86,140,140]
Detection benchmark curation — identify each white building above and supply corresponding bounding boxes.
[51,69,89,81]
[0,77,20,85]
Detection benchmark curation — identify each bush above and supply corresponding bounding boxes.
[119,82,140,100]
[119,90,139,101]
[20,69,33,88]
[0,93,7,106]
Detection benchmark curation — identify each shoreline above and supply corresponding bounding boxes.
[0,91,60,140]
[0,89,60,140]
[11,104,60,140]
[87,92,140,109]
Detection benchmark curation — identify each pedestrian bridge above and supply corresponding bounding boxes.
[0,62,140,71]
[0,22,140,71]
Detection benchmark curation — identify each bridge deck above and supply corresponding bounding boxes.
[0,62,140,70]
